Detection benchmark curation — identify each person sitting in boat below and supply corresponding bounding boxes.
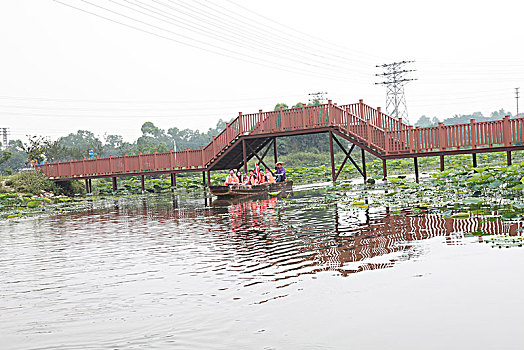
[248,170,258,185]
[224,170,239,185]
[258,169,266,184]
[265,168,276,184]
[275,162,286,182]
[241,173,249,184]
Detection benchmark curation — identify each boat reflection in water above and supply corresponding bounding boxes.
[211,193,523,277]
[58,192,522,283]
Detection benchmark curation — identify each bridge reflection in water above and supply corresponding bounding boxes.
[61,194,522,281]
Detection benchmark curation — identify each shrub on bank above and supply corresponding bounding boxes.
[4,170,84,196]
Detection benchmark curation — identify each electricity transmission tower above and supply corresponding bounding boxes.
[516,87,520,117]
[375,61,416,123]
[308,91,328,105]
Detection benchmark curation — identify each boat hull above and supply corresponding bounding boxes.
[209,180,293,197]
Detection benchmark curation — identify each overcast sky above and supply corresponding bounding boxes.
[1,0,523,143]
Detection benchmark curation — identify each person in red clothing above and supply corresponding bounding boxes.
[224,170,239,185]
[248,170,258,185]
[254,163,261,176]
[258,169,266,184]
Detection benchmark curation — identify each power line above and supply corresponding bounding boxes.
[131,0,371,73]
[223,0,383,62]
[52,0,352,83]
[375,61,417,123]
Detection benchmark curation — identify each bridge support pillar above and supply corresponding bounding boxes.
[170,173,176,192]
[414,157,419,183]
[141,175,145,194]
[112,177,117,193]
[328,131,336,182]
[88,179,92,193]
[242,139,248,174]
[361,148,367,183]
[507,151,512,166]
[472,153,477,168]
[273,138,278,163]
[439,155,445,171]
[202,171,206,186]
[85,179,90,194]
[382,159,387,181]
[207,170,211,187]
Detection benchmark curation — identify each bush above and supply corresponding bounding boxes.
[56,180,85,196]
[7,170,61,196]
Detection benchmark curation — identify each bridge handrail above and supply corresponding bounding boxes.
[34,100,524,180]
[382,115,522,154]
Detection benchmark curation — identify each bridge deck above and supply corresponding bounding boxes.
[36,99,524,182]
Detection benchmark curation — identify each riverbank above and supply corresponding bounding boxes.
[4,151,524,223]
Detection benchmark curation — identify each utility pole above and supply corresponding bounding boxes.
[516,87,520,118]
[375,61,417,123]
[308,91,328,105]
[1,128,8,150]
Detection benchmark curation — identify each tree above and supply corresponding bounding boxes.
[491,109,512,119]
[415,115,432,127]
[0,150,11,165]
[58,130,103,159]
[22,135,48,165]
[274,103,289,111]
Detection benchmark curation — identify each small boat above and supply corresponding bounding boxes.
[209,180,293,197]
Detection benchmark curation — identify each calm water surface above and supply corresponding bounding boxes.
[1,188,523,349]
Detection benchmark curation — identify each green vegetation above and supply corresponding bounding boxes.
[272,161,524,229]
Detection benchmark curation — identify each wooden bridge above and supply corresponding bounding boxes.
[35,99,524,192]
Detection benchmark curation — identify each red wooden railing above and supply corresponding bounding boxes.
[36,100,524,179]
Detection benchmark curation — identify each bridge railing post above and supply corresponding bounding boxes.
[201,146,205,168]
[328,99,333,126]
[109,155,114,174]
[279,106,284,131]
[169,149,174,170]
[470,119,477,149]
[185,148,190,168]
[345,108,352,135]
[377,107,383,129]
[359,99,364,121]
[366,120,371,146]
[414,127,421,152]
[82,157,86,176]
[138,152,143,171]
[153,151,158,170]
[503,115,511,146]
[124,154,128,173]
[238,112,243,135]
[259,109,264,133]
[408,125,415,153]
[302,105,307,128]
[385,131,390,155]
[212,136,217,157]
[69,159,73,178]
[438,122,446,151]
[226,123,231,144]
